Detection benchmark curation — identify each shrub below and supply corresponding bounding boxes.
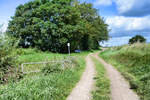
[0,36,21,84]
[129,35,146,44]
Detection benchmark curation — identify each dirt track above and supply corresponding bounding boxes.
[66,54,95,100]
[94,52,140,100]
[67,52,140,100]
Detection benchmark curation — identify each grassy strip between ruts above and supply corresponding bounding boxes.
[0,51,88,100]
[91,56,110,100]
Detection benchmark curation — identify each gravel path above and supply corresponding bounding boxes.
[94,52,140,100]
[66,54,95,100]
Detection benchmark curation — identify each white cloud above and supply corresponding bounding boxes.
[100,36,132,46]
[115,0,134,14]
[94,0,112,6]
[93,0,150,16]
[115,0,150,16]
[106,16,150,34]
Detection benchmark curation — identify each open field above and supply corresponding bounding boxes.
[100,43,150,100]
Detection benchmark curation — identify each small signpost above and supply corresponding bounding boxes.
[67,43,70,55]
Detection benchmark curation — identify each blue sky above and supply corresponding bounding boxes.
[0,0,150,46]
[0,0,30,31]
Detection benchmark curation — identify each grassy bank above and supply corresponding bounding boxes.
[100,43,150,100]
[0,48,89,100]
[91,56,110,100]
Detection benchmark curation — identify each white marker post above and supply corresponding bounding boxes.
[67,43,70,55]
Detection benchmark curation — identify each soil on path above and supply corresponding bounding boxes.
[66,54,96,100]
[93,52,140,100]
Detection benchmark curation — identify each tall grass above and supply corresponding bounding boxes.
[100,43,150,100]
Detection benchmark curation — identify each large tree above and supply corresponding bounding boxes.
[7,0,109,53]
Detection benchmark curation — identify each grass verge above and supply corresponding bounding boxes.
[100,43,150,100]
[91,56,110,100]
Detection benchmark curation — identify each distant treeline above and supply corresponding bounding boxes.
[7,0,109,53]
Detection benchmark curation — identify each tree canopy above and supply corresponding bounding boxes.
[129,35,146,44]
[7,0,109,53]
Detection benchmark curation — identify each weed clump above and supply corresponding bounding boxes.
[42,63,62,74]
[42,57,80,75]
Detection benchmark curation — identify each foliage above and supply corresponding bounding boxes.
[91,57,110,100]
[129,35,146,44]
[0,38,14,69]
[7,0,109,52]
[100,43,150,100]
[0,26,22,84]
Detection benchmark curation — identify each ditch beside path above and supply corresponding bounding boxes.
[93,52,140,100]
[66,54,96,100]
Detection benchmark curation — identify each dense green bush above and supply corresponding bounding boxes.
[0,36,22,84]
[129,35,146,44]
[0,37,15,68]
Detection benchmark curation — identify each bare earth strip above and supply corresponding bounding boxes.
[94,52,140,100]
[66,54,96,100]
